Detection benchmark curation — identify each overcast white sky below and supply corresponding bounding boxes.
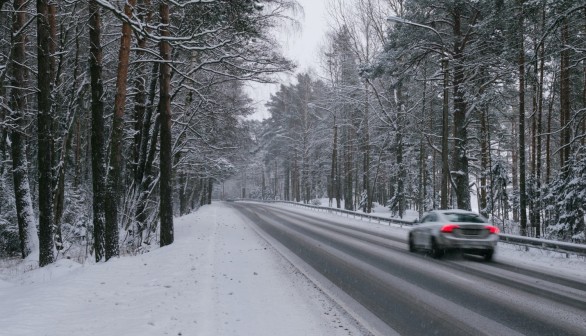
[247,0,329,120]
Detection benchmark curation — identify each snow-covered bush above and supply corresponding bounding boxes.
[310,198,321,206]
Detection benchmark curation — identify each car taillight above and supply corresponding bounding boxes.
[486,225,499,234]
[440,224,460,233]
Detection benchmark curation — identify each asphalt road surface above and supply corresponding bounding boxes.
[229,202,586,336]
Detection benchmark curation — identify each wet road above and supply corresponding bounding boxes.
[229,202,586,336]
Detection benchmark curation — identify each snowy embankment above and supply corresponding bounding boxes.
[0,203,361,336]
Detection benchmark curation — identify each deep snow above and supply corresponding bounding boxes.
[1,202,585,336]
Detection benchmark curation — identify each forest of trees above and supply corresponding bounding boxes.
[2,0,586,265]
[0,0,296,263]
[237,0,586,243]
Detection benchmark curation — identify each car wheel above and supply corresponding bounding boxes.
[483,249,494,262]
[430,238,444,259]
[408,234,416,252]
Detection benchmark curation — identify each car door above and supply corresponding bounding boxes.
[418,213,438,249]
[414,214,432,247]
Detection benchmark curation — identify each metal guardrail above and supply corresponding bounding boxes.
[236,199,586,257]
[498,234,586,257]
[260,200,414,226]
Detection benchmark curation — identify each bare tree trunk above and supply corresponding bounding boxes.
[451,10,471,211]
[344,127,354,211]
[560,17,571,175]
[37,0,55,266]
[440,59,450,210]
[395,81,405,218]
[293,152,300,202]
[179,173,190,215]
[132,0,152,184]
[511,118,519,222]
[418,73,427,217]
[134,63,159,240]
[534,6,545,237]
[273,161,278,200]
[363,84,371,213]
[283,165,290,201]
[479,104,489,218]
[261,166,266,200]
[207,178,213,205]
[104,0,136,260]
[518,0,528,236]
[332,121,341,208]
[545,78,554,184]
[158,1,174,247]
[89,0,106,262]
[9,0,37,258]
[200,179,207,206]
[47,0,64,253]
[329,120,335,206]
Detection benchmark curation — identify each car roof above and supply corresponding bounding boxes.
[432,209,479,215]
[420,209,485,219]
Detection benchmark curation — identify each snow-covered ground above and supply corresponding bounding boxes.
[0,202,584,336]
[0,203,363,336]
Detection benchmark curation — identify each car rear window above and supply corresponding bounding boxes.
[443,213,486,223]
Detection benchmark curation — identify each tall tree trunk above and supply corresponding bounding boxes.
[418,71,427,217]
[518,0,528,236]
[9,0,37,258]
[179,173,190,215]
[104,0,136,260]
[511,118,519,222]
[158,1,174,247]
[261,166,266,200]
[136,62,159,190]
[47,0,63,253]
[534,7,545,237]
[479,105,489,218]
[283,162,291,201]
[89,0,106,262]
[293,152,300,202]
[560,17,571,175]
[273,161,278,200]
[332,121,341,208]
[451,10,471,211]
[440,58,450,209]
[207,178,213,205]
[363,84,371,213]
[344,127,354,211]
[200,179,207,206]
[134,63,159,239]
[545,77,554,184]
[37,0,55,266]
[302,102,310,204]
[132,0,152,185]
[395,81,405,218]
